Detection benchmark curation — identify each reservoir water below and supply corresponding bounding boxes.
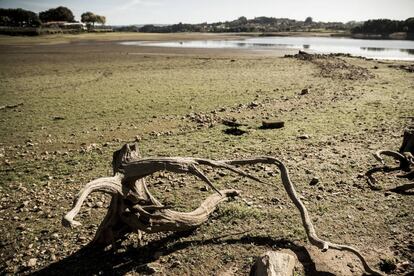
[121,36,414,61]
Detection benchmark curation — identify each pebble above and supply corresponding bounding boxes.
[309,177,319,186]
[298,134,310,139]
[27,258,37,267]
[200,186,209,192]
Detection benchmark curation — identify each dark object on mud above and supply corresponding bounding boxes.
[260,121,285,129]
[298,134,310,140]
[52,116,65,121]
[388,64,414,73]
[366,125,414,193]
[300,88,309,95]
[378,258,397,273]
[223,128,247,136]
[0,103,23,110]
[309,177,319,186]
[62,143,383,275]
[222,118,247,135]
[222,118,246,128]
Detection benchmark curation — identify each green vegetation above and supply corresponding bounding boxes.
[39,6,75,22]
[351,18,414,37]
[0,8,41,27]
[81,12,106,27]
[137,16,358,33]
[0,6,109,36]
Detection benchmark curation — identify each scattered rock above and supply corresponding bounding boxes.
[52,116,65,121]
[298,134,310,140]
[222,118,246,128]
[0,103,23,110]
[309,177,319,186]
[300,88,309,95]
[251,251,296,276]
[388,64,414,73]
[200,186,209,192]
[223,128,247,136]
[27,258,37,268]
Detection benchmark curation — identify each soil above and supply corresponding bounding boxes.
[0,33,413,275]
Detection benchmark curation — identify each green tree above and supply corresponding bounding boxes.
[39,6,74,22]
[81,11,95,26]
[0,8,41,27]
[405,17,414,33]
[81,12,106,26]
[305,17,313,24]
[96,15,106,25]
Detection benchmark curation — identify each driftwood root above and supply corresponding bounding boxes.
[63,144,383,275]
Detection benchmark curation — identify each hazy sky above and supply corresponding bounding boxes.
[0,0,412,25]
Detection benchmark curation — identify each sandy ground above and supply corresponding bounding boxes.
[0,33,413,275]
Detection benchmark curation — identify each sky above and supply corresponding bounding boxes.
[0,0,413,25]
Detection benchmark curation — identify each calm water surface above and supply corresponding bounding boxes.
[121,36,414,61]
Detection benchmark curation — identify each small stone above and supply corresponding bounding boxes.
[200,186,209,192]
[243,199,253,206]
[171,260,182,268]
[27,258,37,267]
[298,134,310,139]
[309,177,319,186]
[78,236,87,242]
[146,262,159,273]
[51,233,59,239]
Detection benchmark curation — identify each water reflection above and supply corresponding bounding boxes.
[401,49,414,54]
[361,47,387,52]
[120,36,414,60]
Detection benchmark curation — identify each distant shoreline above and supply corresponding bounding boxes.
[0,31,413,47]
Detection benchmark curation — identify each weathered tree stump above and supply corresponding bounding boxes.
[63,144,241,245]
[251,251,296,276]
[366,125,414,192]
[63,143,383,275]
[400,125,414,160]
[261,121,285,129]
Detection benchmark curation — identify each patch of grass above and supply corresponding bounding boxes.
[216,202,269,223]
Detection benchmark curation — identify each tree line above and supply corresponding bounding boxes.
[137,16,414,35]
[0,6,105,27]
[137,16,360,33]
[351,18,414,35]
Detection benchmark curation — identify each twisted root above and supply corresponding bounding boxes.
[63,148,383,275]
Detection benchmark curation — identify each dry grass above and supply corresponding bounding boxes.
[0,35,413,275]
